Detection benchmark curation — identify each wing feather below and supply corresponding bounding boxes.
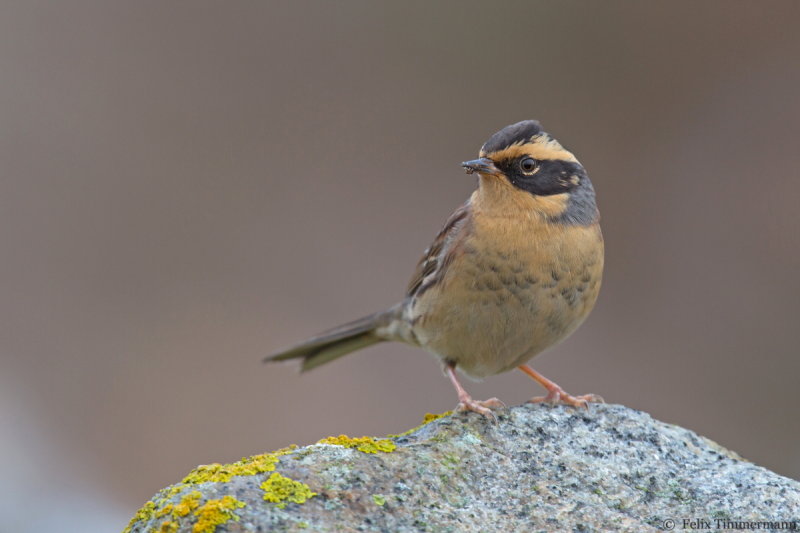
[405,202,472,298]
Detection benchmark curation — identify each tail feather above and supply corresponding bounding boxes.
[264,307,398,372]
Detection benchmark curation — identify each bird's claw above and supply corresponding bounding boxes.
[455,397,505,421]
[528,389,604,410]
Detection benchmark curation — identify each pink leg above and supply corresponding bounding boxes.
[445,363,505,420]
[518,364,603,409]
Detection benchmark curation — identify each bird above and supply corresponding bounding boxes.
[264,120,604,418]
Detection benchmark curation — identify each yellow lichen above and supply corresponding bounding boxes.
[162,485,184,500]
[173,491,203,517]
[192,495,246,533]
[421,411,452,425]
[123,446,300,532]
[123,487,189,533]
[123,446,302,532]
[158,521,178,533]
[318,435,397,453]
[389,411,453,438]
[182,446,297,484]
[122,500,157,533]
[261,472,317,509]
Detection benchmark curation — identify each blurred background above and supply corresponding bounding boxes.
[2,1,799,531]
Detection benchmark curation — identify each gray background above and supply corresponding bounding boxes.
[1,2,798,531]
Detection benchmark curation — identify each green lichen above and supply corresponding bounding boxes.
[182,446,297,484]
[389,411,453,438]
[318,435,397,453]
[261,472,317,509]
[442,453,460,468]
[192,495,246,533]
[372,494,386,506]
[430,433,449,443]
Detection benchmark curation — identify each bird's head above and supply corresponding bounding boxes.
[462,120,597,224]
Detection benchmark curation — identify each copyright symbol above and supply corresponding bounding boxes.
[663,519,675,530]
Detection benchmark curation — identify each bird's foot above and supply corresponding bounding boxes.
[455,397,505,421]
[528,388,604,409]
[445,362,505,421]
[517,364,603,410]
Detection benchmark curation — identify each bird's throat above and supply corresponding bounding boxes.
[474,177,570,220]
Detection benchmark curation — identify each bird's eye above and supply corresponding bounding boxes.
[519,157,537,174]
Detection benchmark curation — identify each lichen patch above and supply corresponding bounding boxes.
[389,411,453,438]
[318,435,397,453]
[261,472,317,509]
[182,446,297,484]
[192,495,246,533]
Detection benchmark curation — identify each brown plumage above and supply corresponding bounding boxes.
[265,120,604,418]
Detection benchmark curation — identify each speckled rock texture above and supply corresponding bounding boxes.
[126,404,800,533]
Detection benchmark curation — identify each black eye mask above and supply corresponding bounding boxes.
[498,158,585,197]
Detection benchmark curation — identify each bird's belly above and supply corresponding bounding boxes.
[410,225,603,378]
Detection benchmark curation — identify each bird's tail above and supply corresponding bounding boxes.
[263,306,401,372]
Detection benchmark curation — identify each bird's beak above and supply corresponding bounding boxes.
[461,157,499,175]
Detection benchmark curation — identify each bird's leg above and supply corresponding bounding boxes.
[518,364,603,409]
[445,362,505,420]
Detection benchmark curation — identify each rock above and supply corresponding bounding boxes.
[124,404,800,532]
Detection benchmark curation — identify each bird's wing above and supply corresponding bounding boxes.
[406,201,472,298]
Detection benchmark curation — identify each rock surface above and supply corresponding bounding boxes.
[125,404,800,532]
